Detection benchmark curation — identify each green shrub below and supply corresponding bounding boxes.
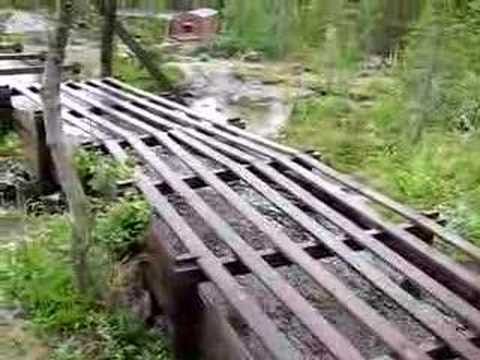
[0,131,22,157]
[2,216,93,333]
[49,311,171,360]
[2,210,170,359]
[74,149,133,199]
[94,194,151,260]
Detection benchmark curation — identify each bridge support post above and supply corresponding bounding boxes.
[13,110,57,191]
[144,219,252,360]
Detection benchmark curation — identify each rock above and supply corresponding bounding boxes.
[363,55,384,71]
[241,51,263,63]
[198,53,212,62]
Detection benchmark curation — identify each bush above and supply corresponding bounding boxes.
[2,216,93,333]
[0,131,22,157]
[74,149,133,199]
[2,208,169,359]
[94,194,151,261]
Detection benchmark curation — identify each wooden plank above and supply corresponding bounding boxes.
[297,154,480,262]
[97,78,480,263]
[181,129,480,335]
[174,219,431,282]
[275,156,480,309]
[167,130,479,360]
[18,81,480,360]
[18,85,318,360]
[97,83,480,312]
[57,81,480,314]
[104,139,300,360]
[28,83,480,310]
[100,77,297,155]
[0,63,79,76]
[128,138,366,360]
[0,52,45,61]
[51,82,370,359]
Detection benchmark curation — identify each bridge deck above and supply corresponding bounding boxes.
[11,78,480,360]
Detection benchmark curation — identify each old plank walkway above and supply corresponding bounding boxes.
[9,78,480,360]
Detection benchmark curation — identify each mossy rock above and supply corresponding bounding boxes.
[160,63,188,87]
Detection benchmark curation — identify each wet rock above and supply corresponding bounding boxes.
[198,53,212,62]
[241,51,263,63]
[364,55,385,71]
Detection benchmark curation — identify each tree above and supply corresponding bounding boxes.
[42,0,92,294]
[101,0,117,77]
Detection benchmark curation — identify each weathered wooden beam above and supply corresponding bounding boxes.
[95,0,171,89]
[172,210,435,284]
[113,21,172,89]
[13,110,57,190]
[0,63,81,76]
[145,219,254,360]
[0,53,46,61]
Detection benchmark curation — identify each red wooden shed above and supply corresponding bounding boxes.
[169,8,219,41]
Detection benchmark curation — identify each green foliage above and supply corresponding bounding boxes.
[94,194,151,260]
[2,208,168,359]
[124,17,168,46]
[74,149,133,199]
[49,311,170,360]
[284,73,480,246]
[0,131,22,157]
[280,0,480,248]
[2,216,92,333]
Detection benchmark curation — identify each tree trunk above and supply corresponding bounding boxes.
[42,0,92,294]
[101,0,117,77]
[96,0,172,90]
[114,21,173,89]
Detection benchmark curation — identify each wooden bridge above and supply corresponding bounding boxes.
[6,76,480,360]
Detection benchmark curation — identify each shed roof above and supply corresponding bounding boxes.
[188,8,218,18]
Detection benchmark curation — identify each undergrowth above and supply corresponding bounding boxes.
[74,149,133,199]
[282,70,480,247]
[1,194,168,359]
[0,131,22,158]
[113,53,185,93]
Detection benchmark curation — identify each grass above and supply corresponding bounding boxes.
[113,53,185,93]
[282,71,480,247]
[1,196,170,359]
[74,149,133,199]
